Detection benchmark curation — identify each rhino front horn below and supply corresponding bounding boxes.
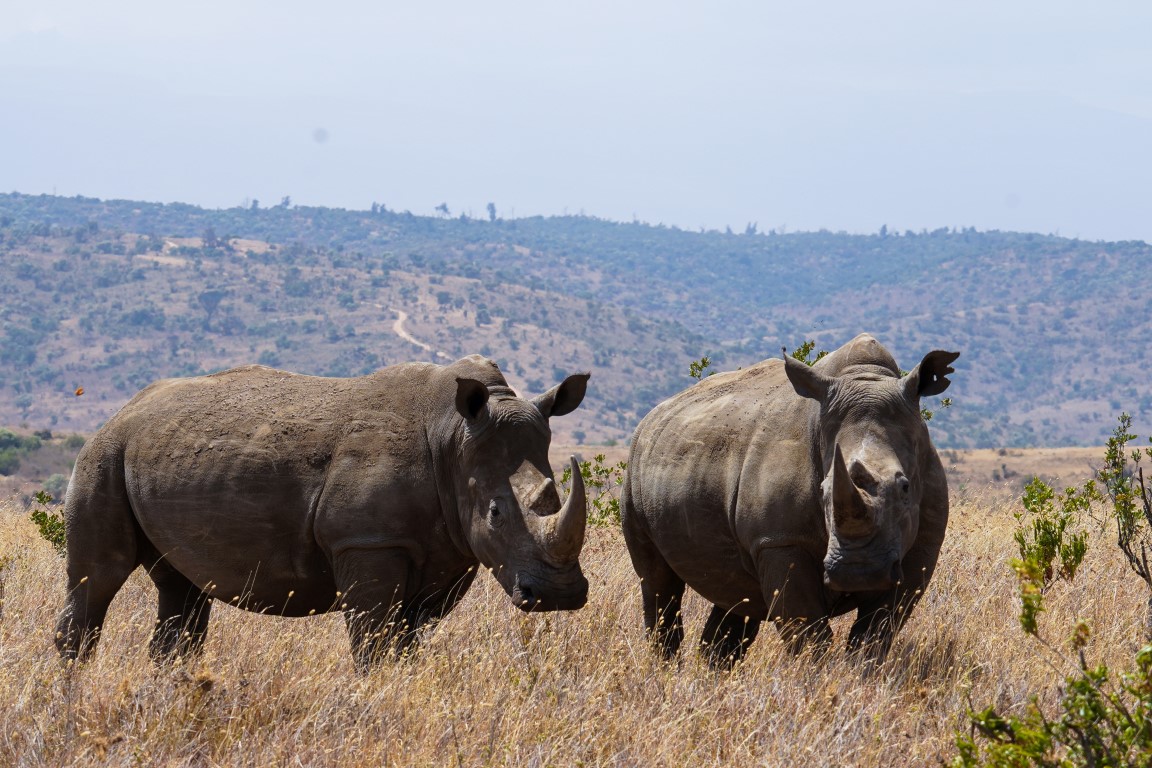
[553,456,587,558]
[832,444,872,538]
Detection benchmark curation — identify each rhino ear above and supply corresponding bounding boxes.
[455,378,490,421]
[783,352,832,402]
[533,372,590,419]
[902,350,960,400]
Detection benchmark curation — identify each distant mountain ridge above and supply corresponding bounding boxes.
[1,191,1149,449]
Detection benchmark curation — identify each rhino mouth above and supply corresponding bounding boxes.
[511,571,589,612]
[823,557,903,593]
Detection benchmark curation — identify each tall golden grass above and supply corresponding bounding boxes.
[0,489,1146,767]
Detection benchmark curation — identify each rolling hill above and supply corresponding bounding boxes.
[1,192,1149,448]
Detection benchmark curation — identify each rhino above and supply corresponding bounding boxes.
[621,334,958,664]
[56,355,590,669]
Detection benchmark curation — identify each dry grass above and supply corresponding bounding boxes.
[1,490,1147,767]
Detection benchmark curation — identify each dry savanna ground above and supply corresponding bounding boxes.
[2,477,1149,767]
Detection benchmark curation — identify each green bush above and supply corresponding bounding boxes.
[688,356,713,380]
[29,490,66,556]
[789,340,827,366]
[1011,477,1091,635]
[43,472,69,500]
[0,447,20,475]
[560,453,627,528]
[955,646,1152,767]
[0,428,46,474]
[1094,413,1152,637]
[0,428,23,450]
[955,416,1152,766]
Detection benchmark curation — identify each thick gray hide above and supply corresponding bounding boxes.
[57,355,589,669]
[621,334,958,664]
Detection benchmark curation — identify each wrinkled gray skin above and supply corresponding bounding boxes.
[57,355,590,670]
[622,334,958,666]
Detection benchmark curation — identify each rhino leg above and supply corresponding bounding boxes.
[145,558,213,661]
[401,569,478,643]
[847,542,942,661]
[700,605,761,668]
[56,559,136,662]
[849,489,948,662]
[756,547,832,654]
[333,548,412,671]
[622,498,686,658]
[846,594,900,665]
[643,576,686,659]
[55,478,140,662]
[634,555,686,659]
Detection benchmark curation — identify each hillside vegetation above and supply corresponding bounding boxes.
[1,192,1150,447]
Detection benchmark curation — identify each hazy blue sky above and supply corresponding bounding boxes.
[4,2,1150,241]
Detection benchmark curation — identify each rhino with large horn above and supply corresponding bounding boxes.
[56,355,590,670]
[622,334,958,665]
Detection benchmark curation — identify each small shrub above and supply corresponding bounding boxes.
[0,447,19,476]
[560,454,627,527]
[29,490,66,556]
[788,340,827,366]
[921,397,953,422]
[687,356,713,380]
[0,429,48,474]
[955,645,1152,767]
[1011,476,1091,635]
[0,428,22,450]
[43,473,69,500]
[1093,413,1152,637]
[955,419,1152,766]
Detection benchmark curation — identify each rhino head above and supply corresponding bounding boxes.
[454,373,591,612]
[784,341,959,593]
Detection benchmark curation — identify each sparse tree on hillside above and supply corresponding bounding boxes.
[198,289,228,330]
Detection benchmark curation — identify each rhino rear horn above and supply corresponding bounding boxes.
[527,476,562,516]
[902,350,961,400]
[533,373,590,419]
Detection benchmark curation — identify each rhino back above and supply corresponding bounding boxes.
[627,359,824,611]
[94,362,449,609]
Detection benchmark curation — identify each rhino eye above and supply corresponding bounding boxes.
[487,499,505,528]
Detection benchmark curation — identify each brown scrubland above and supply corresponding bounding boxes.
[1,473,1146,766]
